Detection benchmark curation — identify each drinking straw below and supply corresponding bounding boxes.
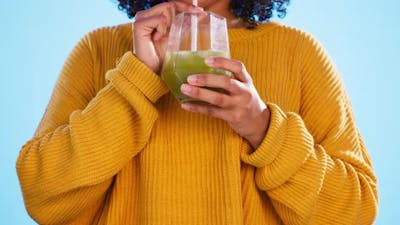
[191,0,198,51]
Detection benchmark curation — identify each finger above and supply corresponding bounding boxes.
[171,1,204,14]
[137,1,202,21]
[135,2,205,40]
[180,84,233,107]
[187,74,244,94]
[205,57,252,82]
[135,2,175,25]
[181,103,230,121]
[134,15,168,40]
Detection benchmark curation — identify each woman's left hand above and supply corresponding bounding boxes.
[180,57,271,149]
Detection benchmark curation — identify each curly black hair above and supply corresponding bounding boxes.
[116,0,290,28]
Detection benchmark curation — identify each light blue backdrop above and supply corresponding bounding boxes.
[1,0,399,224]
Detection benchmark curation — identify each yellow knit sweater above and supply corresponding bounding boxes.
[17,22,378,225]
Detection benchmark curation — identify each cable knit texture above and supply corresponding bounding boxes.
[17,21,378,225]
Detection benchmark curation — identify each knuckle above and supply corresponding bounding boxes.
[242,91,252,101]
[239,94,252,108]
[168,1,181,11]
[211,94,224,106]
[243,102,252,111]
[232,61,242,74]
[161,2,173,12]
[234,80,245,93]
[190,86,200,97]
[133,20,143,29]
[205,106,215,116]
[232,60,246,75]
[135,10,144,18]
[158,15,167,23]
[165,1,174,7]
[222,77,232,88]
[204,75,211,84]
[239,63,246,74]
[213,57,225,66]
[233,60,242,67]
[160,2,170,7]
[227,78,237,92]
[153,2,170,10]
[196,75,206,84]
[231,112,243,124]
[237,61,245,68]
[189,104,198,112]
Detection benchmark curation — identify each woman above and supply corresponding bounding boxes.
[17,0,378,224]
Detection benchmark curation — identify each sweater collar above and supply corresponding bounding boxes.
[228,21,281,42]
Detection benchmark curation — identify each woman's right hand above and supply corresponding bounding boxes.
[133,2,203,73]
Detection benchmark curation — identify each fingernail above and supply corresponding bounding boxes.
[181,103,191,110]
[205,57,215,65]
[187,75,198,84]
[181,84,191,93]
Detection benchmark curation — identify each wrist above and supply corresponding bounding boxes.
[248,107,271,149]
[132,51,161,74]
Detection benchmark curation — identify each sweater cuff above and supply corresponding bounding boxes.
[115,52,169,103]
[240,103,288,168]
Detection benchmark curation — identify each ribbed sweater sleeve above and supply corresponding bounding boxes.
[241,34,378,224]
[16,32,168,224]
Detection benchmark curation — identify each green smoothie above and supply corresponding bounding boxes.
[161,50,231,103]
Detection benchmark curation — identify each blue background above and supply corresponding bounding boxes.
[1,0,399,224]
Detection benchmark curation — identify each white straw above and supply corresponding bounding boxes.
[190,0,198,51]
